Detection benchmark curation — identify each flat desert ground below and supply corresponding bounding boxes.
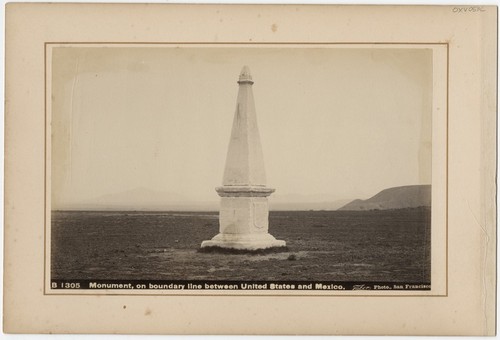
[51,208,431,283]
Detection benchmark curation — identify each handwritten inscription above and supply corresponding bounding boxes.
[352,284,371,290]
[452,6,486,13]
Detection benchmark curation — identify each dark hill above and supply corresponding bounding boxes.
[338,185,431,211]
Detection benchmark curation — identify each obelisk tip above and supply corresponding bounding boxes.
[238,66,253,84]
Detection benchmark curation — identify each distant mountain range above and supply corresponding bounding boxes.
[56,185,431,212]
[57,188,218,211]
[56,188,352,211]
[338,185,431,211]
[90,187,188,206]
[271,193,351,211]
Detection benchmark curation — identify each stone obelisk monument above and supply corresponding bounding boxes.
[201,66,286,251]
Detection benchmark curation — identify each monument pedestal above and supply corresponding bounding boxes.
[201,186,286,250]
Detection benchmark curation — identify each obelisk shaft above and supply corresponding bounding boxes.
[222,67,266,186]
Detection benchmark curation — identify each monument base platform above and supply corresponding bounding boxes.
[200,233,286,251]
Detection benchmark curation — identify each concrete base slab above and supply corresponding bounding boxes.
[201,233,286,251]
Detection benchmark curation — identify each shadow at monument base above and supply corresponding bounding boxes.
[197,245,289,255]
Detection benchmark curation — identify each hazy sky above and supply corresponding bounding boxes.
[51,46,432,208]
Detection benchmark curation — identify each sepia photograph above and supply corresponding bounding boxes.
[49,45,437,292]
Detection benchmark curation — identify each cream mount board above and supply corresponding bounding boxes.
[4,4,497,335]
